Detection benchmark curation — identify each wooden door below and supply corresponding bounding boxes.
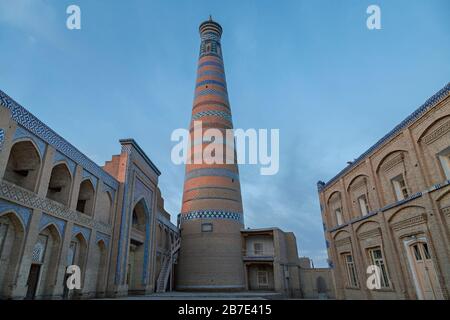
[409,242,443,299]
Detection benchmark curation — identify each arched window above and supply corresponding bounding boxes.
[76,180,95,215]
[4,141,41,191]
[46,164,72,206]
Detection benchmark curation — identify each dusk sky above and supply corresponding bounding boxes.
[0,0,449,266]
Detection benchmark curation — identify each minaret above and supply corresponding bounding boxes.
[176,17,245,291]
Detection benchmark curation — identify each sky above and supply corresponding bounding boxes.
[0,0,449,267]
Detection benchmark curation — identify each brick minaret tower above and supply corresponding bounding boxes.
[176,17,245,291]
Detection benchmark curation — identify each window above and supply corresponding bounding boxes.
[76,180,95,215]
[67,241,77,266]
[412,244,422,261]
[358,195,370,216]
[253,243,263,255]
[31,235,48,263]
[368,248,390,288]
[438,148,450,179]
[46,164,72,206]
[343,253,359,287]
[257,271,269,287]
[335,208,344,225]
[4,141,41,192]
[391,174,409,200]
[201,223,213,232]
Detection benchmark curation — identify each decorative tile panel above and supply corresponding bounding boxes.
[0,198,32,228]
[133,177,153,205]
[195,89,229,102]
[198,61,224,70]
[192,110,232,123]
[0,128,4,151]
[180,210,243,224]
[0,180,111,233]
[72,224,91,242]
[39,213,66,236]
[197,70,225,80]
[95,231,110,246]
[82,169,98,189]
[196,80,227,89]
[53,150,76,175]
[13,126,47,158]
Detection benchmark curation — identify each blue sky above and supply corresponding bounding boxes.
[0,0,449,266]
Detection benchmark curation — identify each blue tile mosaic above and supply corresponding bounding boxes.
[13,126,47,158]
[0,199,32,228]
[53,150,76,176]
[72,224,91,242]
[0,128,4,152]
[180,210,243,224]
[39,213,66,237]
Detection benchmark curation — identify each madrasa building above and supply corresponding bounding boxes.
[0,18,334,300]
[318,83,450,300]
[0,89,180,299]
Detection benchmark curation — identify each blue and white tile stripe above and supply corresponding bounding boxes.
[197,70,226,80]
[0,128,4,152]
[180,210,243,223]
[198,61,224,70]
[192,110,232,122]
[195,89,229,102]
[196,79,227,89]
[13,126,47,158]
[0,199,32,228]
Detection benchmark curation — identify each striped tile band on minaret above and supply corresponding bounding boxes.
[176,17,245,291]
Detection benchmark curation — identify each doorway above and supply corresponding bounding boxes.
[408,241,443,299]
[25,264,41,300]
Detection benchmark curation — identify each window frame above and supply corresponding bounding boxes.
[437,147,450,180]
[335,207,344,226]
[391,174,409,201]
[253,242,264,256]
[201,223,213,233]
[257,270,269,287]
[342,253,359,288]
[357,194,370,216]
[368,247,391,289]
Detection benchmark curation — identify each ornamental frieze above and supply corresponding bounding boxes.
[0,180,111,234]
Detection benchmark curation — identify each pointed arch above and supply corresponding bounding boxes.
[418,115,450,142]
[46,163,72,206]
[346,174,370,191]
[4,140,42,192]
[0,211,26,297]
[27,224,62,299]
[76,179,95,215]
[375,150,408,173]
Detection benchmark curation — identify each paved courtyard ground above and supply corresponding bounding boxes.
[100,291,283,300]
